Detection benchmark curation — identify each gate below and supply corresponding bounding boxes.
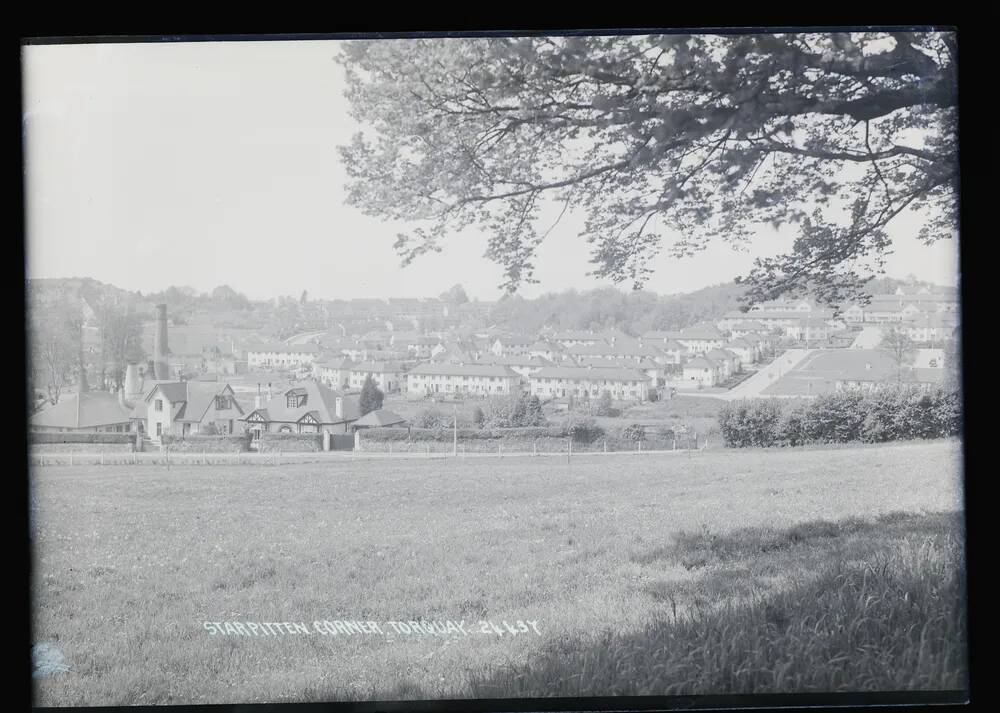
[329,434,355,451]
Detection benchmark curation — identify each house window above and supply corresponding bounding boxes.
[215,395,230,410]
[155,399,163,412]
[156,423,162,436]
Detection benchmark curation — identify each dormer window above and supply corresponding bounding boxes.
[215,395,231,410]
[286,390,307,409]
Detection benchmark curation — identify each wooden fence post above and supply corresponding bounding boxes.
[100,451,104,466]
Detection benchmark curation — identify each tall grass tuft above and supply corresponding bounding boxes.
[468,514,966,697]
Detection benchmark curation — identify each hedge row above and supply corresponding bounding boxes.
[356,435,694,454]
[30,432,135,445]
[718,386,962,448]
[30,442,135,454]
[359,426,567,442]
[257,432,324,452]
[160,434,249,453]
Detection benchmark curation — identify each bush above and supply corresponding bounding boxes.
[719,386,961,448]
[562,414,604,443]
[800,391,865,443]
[621,423,646,441]
[718,399,782,448]
[413,407,449,429]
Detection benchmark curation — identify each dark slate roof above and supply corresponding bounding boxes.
[353,409,407,427]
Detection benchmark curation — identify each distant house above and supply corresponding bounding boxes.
[489,334,535,357]
[723,338,758,368]
[406,362,520,397]
[527,339,563,362]
[240,379,361,441]
[30,391,133,433]
[682,356,720,387]
[574,356,664,386]
[245,342,321,370]
[902,312,958,344]
[476,354,552,382]
[550,330,605,348]
[829,350,945,393]
[639,333,688,364]
[314,356,355,389]
[706,348,741,379]
[675,324,726,354]
[842,304,866,323]
[564,342,666,363]
[528,365,651,401]
[138,381,246,438]
[429,343,477,364]
[348,361,404,393]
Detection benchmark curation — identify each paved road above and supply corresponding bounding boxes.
[719,348,817,400]
[284,330,327,346]
[675,348,818,401]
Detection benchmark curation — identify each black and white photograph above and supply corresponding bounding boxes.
[22,29,966,707]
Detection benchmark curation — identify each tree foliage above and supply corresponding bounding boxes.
[28,293,83,405]
[359,375,385,415]
[339,32,957,306]
[879,325,917,382]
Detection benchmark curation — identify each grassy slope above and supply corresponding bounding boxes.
[30,440,964,705]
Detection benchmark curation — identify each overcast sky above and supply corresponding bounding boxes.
[22,39,960,301]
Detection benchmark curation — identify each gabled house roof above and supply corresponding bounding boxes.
[241,379,360,425]
[353,409,407,428]
[476,354,552,368]
[677,324,726,340]
[317,356,356,370]
[684,356,718,369]
[30,391,132,430]
[144,381,244,424]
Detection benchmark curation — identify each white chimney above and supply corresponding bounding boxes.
[335,396,343,419]
[254,394,262,409]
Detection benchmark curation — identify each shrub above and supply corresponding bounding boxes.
[562,414,604,443]
[414,407,449,429]
[775,403,807,447]
[719,386,961,448]
[801,391,865,443]
[718,399,782,448]
[621,423,646,441]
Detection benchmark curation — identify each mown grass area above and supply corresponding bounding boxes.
[30,440,964,705]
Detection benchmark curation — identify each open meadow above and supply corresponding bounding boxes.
[30,439,965,705]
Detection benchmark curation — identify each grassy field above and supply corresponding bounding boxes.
[30,439,965,705]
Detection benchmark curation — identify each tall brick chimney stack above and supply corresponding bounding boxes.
[153,304,170,380]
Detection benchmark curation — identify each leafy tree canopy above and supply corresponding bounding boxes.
[339,32,956,307]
